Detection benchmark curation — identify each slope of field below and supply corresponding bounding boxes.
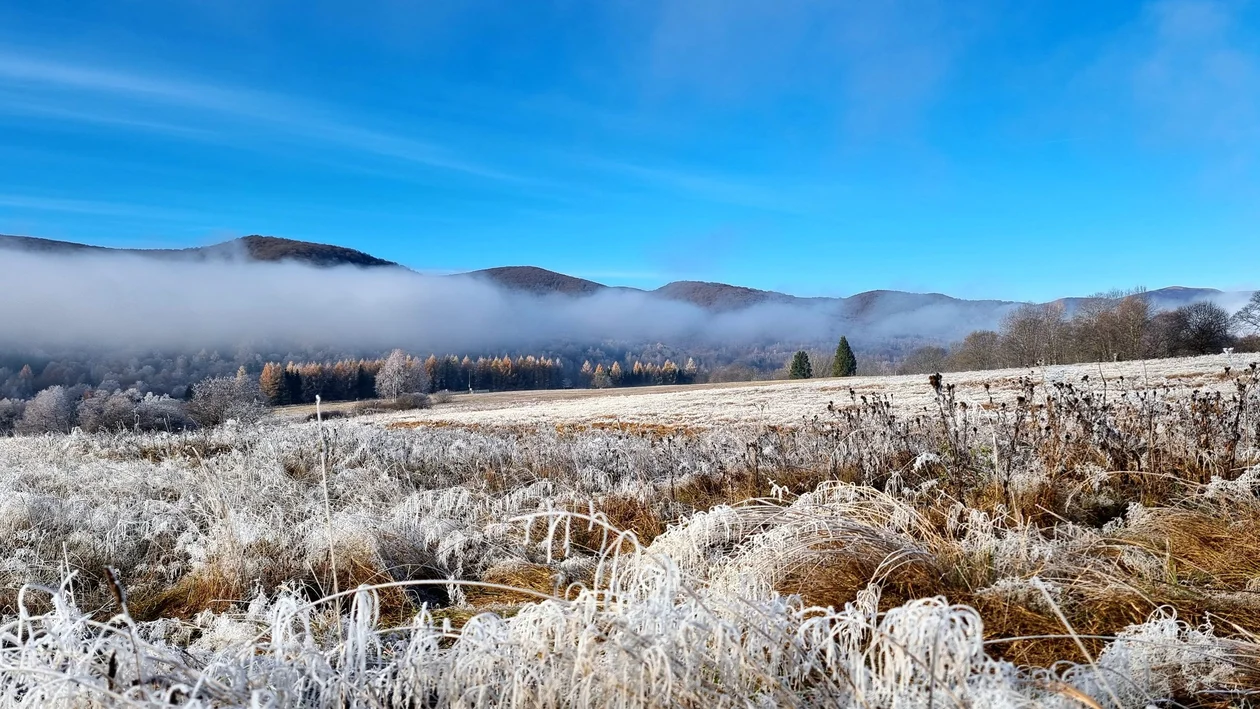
[384,353,1245,430]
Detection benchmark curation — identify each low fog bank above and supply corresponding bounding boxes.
[0,251,1013,354]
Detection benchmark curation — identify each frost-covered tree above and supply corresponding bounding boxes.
[77,389,193,433]
[16,386,76,434]
[187,374,263,427]
[77,390,139,432]
[0,398,25,435]
[683,357,700,383]
[375,349,427,400]
[661,359,679,385]
[134,392,194,432]
[591,363,611,389]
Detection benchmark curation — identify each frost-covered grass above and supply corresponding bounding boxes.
[2,355,1259,707]
[382,353,1245,430]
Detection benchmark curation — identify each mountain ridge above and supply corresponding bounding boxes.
[0,233,1239,316]
[0,234,398,268]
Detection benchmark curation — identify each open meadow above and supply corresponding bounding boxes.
[2,353,1259,707]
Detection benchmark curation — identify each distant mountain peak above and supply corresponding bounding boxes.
[227,235,397,267]
[463,266,608,296]
[0,233,398,269]
[652,280,795,311]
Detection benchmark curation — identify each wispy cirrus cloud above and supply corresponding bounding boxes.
[1076,0,1260,155]
[633,0,989,138]
[0,193,207,222]
[0,51,518,181]
[1131,0,1260,149]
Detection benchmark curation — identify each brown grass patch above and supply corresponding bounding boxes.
[554,420,705,438]
[465,562,561,606]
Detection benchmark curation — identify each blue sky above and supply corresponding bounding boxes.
[0,1,1257,301]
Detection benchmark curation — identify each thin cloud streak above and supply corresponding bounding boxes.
[0,51,519,181]
[0,194,208,222]
[582,157,817,214]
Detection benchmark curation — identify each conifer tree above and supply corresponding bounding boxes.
[788,351,813,379]
[592,363,611,388]
[259,362,285,405]
[283,363,304,404]
[683,357,699,384]
[831,336,858,377]
[16,364,33,398]
[662,360,679,385]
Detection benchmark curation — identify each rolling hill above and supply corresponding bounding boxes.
[0,234,398,268]
[0,234,1243,328]
[465,266,606,296]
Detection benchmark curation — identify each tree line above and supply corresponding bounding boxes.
[787,336,858,380]
[580,358,701,388]
[894,290,1260,375]
[256,353,708,405]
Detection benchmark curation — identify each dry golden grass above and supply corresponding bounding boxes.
[465,562,563,606]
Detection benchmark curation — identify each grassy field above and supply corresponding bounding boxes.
[380,353,1245,429]
[1,353,1258,707]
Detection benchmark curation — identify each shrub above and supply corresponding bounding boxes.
[1235,334,1260,353]
[896,346,949,375]
[16,386,76,435]
[0,398,25,435]
[77,390,140,432]
[134,393,195,432]
[387,392,431,411]
[186,374,264,428]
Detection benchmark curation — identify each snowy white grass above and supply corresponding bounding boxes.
[380,354,1243,430]
[1,353,1258,707]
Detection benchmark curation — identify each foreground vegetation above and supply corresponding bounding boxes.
[1,355,1258,706]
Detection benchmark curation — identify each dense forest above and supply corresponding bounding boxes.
[0,341,743,404]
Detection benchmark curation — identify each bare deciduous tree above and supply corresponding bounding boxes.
[17,386,76,435]
[999,303,1070,367]
[947,330,1001,371]
[375,349,427,400]
[1232,292,1260,336]
[187,371,264,427]
[1179,302,1234,355]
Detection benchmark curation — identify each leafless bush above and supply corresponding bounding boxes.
[186,372,265,427]
[384,392,430,410]
[15,385,75,434]
[0,398,24,435]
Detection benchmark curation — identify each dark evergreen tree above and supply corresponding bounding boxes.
[831,336,857,377]
[788,351,813,379]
